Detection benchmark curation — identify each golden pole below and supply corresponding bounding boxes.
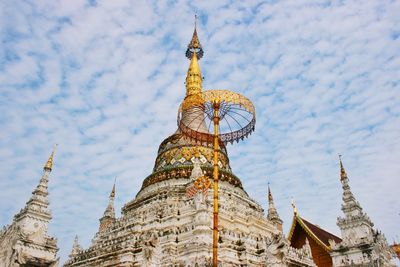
[212,101,220,267]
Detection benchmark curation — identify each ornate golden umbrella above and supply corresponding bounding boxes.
[178,89,256,266]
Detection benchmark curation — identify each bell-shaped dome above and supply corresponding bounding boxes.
[134,26,244,199]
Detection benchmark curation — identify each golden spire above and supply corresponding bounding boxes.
[44,144,57,172]
[339,154,347,181]
[189,28,201,49]
[188,19,201,50]
[180,20,208,129]
[185,14,203,60]
[185,18,203,97]
[185,50,203,97]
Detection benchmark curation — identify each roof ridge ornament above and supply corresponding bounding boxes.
[186,14,203,60]
[291,197,298,215]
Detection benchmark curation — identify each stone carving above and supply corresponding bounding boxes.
[142,231,160,267]
[328,238,336,248]
[12,247,26,265]
[266,233,316,267]
[266,233,288,266]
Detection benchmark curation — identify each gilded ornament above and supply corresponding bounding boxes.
[193,146,201,158]
[182,94,204,111]
[157,145,230,170]
[177,89,256,145]
[194,175,211,191]
[181,147,192,161]
[44,144,57,171]
[185,16,204,60]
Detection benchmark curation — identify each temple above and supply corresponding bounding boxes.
[0,22,397,267]
[62,25,315,267]
[0,146,59,266]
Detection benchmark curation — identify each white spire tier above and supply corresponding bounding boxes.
[330,156,395,267]
[0,147,58,266]
[14,146,57,231]
[267,184,283,231]
[336,157,373,244]
[99,180,116,232]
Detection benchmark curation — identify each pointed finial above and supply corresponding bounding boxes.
[186,15,203,60]
[69,235,82,257]
[185,48,203,97]
[339,154,347,181]
[291,197,298,215]
[102,178,116,218]
[268,182,273,203]
[73,235,79,245]
[44,144,57,172]
[110,177,116,198]
[266,182,283,230]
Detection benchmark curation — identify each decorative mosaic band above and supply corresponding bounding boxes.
[154,145,230,171]
[140,165,243,191]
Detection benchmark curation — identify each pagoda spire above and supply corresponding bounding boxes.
[268,183,274,203]
[103,178,116,218]
[185,47,203,97]
[44,144,57,172]
[3,146,59,267]
[30,145,57,205]
[185,15,204,97]
[337,155,360,211]
[185,14,203,60]
[336,155,374,244]
[14,146,57,233]
[69,235,82,258]
[331,155,395,266]
[179,19,209,134]
[267,183,283,231]
[339,154,347,181]
[186,50,201,93]
[99,179,116,232]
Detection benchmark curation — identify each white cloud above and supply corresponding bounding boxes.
[0,0,399,263]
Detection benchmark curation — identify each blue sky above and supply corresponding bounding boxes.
[1,0,399,263]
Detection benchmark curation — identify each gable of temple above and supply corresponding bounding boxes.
[288,212,341,267]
